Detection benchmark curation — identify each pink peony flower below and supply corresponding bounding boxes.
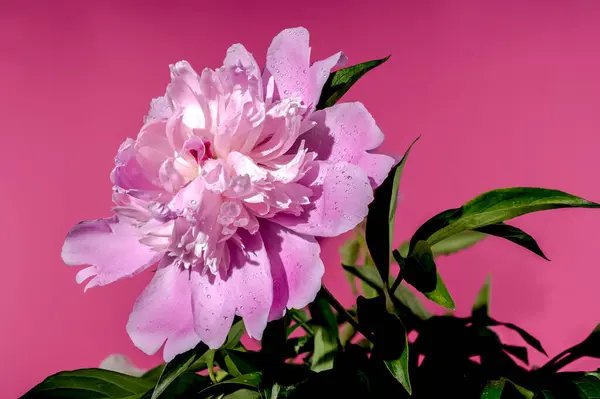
[61,27,394,361]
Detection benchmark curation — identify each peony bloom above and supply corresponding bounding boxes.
[61,27,394,361]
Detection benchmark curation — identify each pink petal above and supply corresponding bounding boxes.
[145,95,173,124]
[189,271,236,349]
[166,61,202,112]
[308,51,347,108]
[61,216,161,289]
[111,138,159,196]
[190,230,273,347]
[126,259,201,361]
[305,102,395,187]
[271,161,373,237]
[266,28,346,109]
[223,44,261,82]
[134,121,173,185]
[260,220,324,320]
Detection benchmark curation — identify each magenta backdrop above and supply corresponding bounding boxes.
[3,0,600,396]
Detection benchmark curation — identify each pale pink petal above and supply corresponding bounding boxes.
[308,51,347,109]
[145,95,173,124]
[191,231,273,347]
[266,27,346,109]
[111,138,158,196]
[260,220,324,320]
[271,161,373,237]
[229,230,273,339]
[61,216,161,289]
[134,121,172,184]
[99,354,147,377]
[223,44,261,82]
[305,102,395,187]
[166,61,202,111]
[189,270,236,349]
[266,27,310,102]
[127,260,201,361]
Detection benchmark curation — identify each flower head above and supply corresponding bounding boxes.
[61,27,394,361]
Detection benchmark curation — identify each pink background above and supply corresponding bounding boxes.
[3,0,600,396]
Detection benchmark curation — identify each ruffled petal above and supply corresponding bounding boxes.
[260,220,324,320]
[191,230,273,347]
[126,259,201,361]
[223,44,262,84]
[145,95,173,124]
[61,216,161,289]
[166,61,202,111]
[265,27,346,109]
[305,102,395,187]
[271,161,373,237]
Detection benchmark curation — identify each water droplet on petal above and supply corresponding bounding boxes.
[207,294,211,299]
[284,90,289,95]
[302,69,307,74]
[240,306,244,310]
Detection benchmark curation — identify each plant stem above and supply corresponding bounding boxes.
[321,286,376,343]
[289,311,315,337]
[390,250,405,294]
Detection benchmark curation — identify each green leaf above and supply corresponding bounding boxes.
[21,368,154,398]
[341,237,362,294]
[341,236,362,266]
[366,138,418,287]
[421,271,455,310]
[473,275,491,317]
[481,379,533,398]
[261,317,289,358]
[287,309,314,337]
[343,264,431,320]
[151,343,209,399]
[572,374,600,398]
[502,344,529,365]
[317,57,390,109]
[187,350,212,373]
[398,230,487,258]
[142,365,166,383]
[357,296,411,394]
[393,284,432,320]
[220,350,264,377]
[410,188,600,251]
[574,324,600,359]
[340,323,357,347]
[150,373,209,398]
[308,289,338,340]
[533,391,556,399]
[403,240,437,292]
[475,223,549,260]
[197,372,263,397]
[311,327,338,372]
[308,289,339,372]
[223,319,246,349]
[401,241,455,310]
[382,333,410,395]
[399,222,549,261]
[222,389,262,399]
[542,324,600,372]
[495,321,547,356]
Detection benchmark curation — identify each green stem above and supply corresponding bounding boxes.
[321,286,376,343]
[289,311,315,337]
